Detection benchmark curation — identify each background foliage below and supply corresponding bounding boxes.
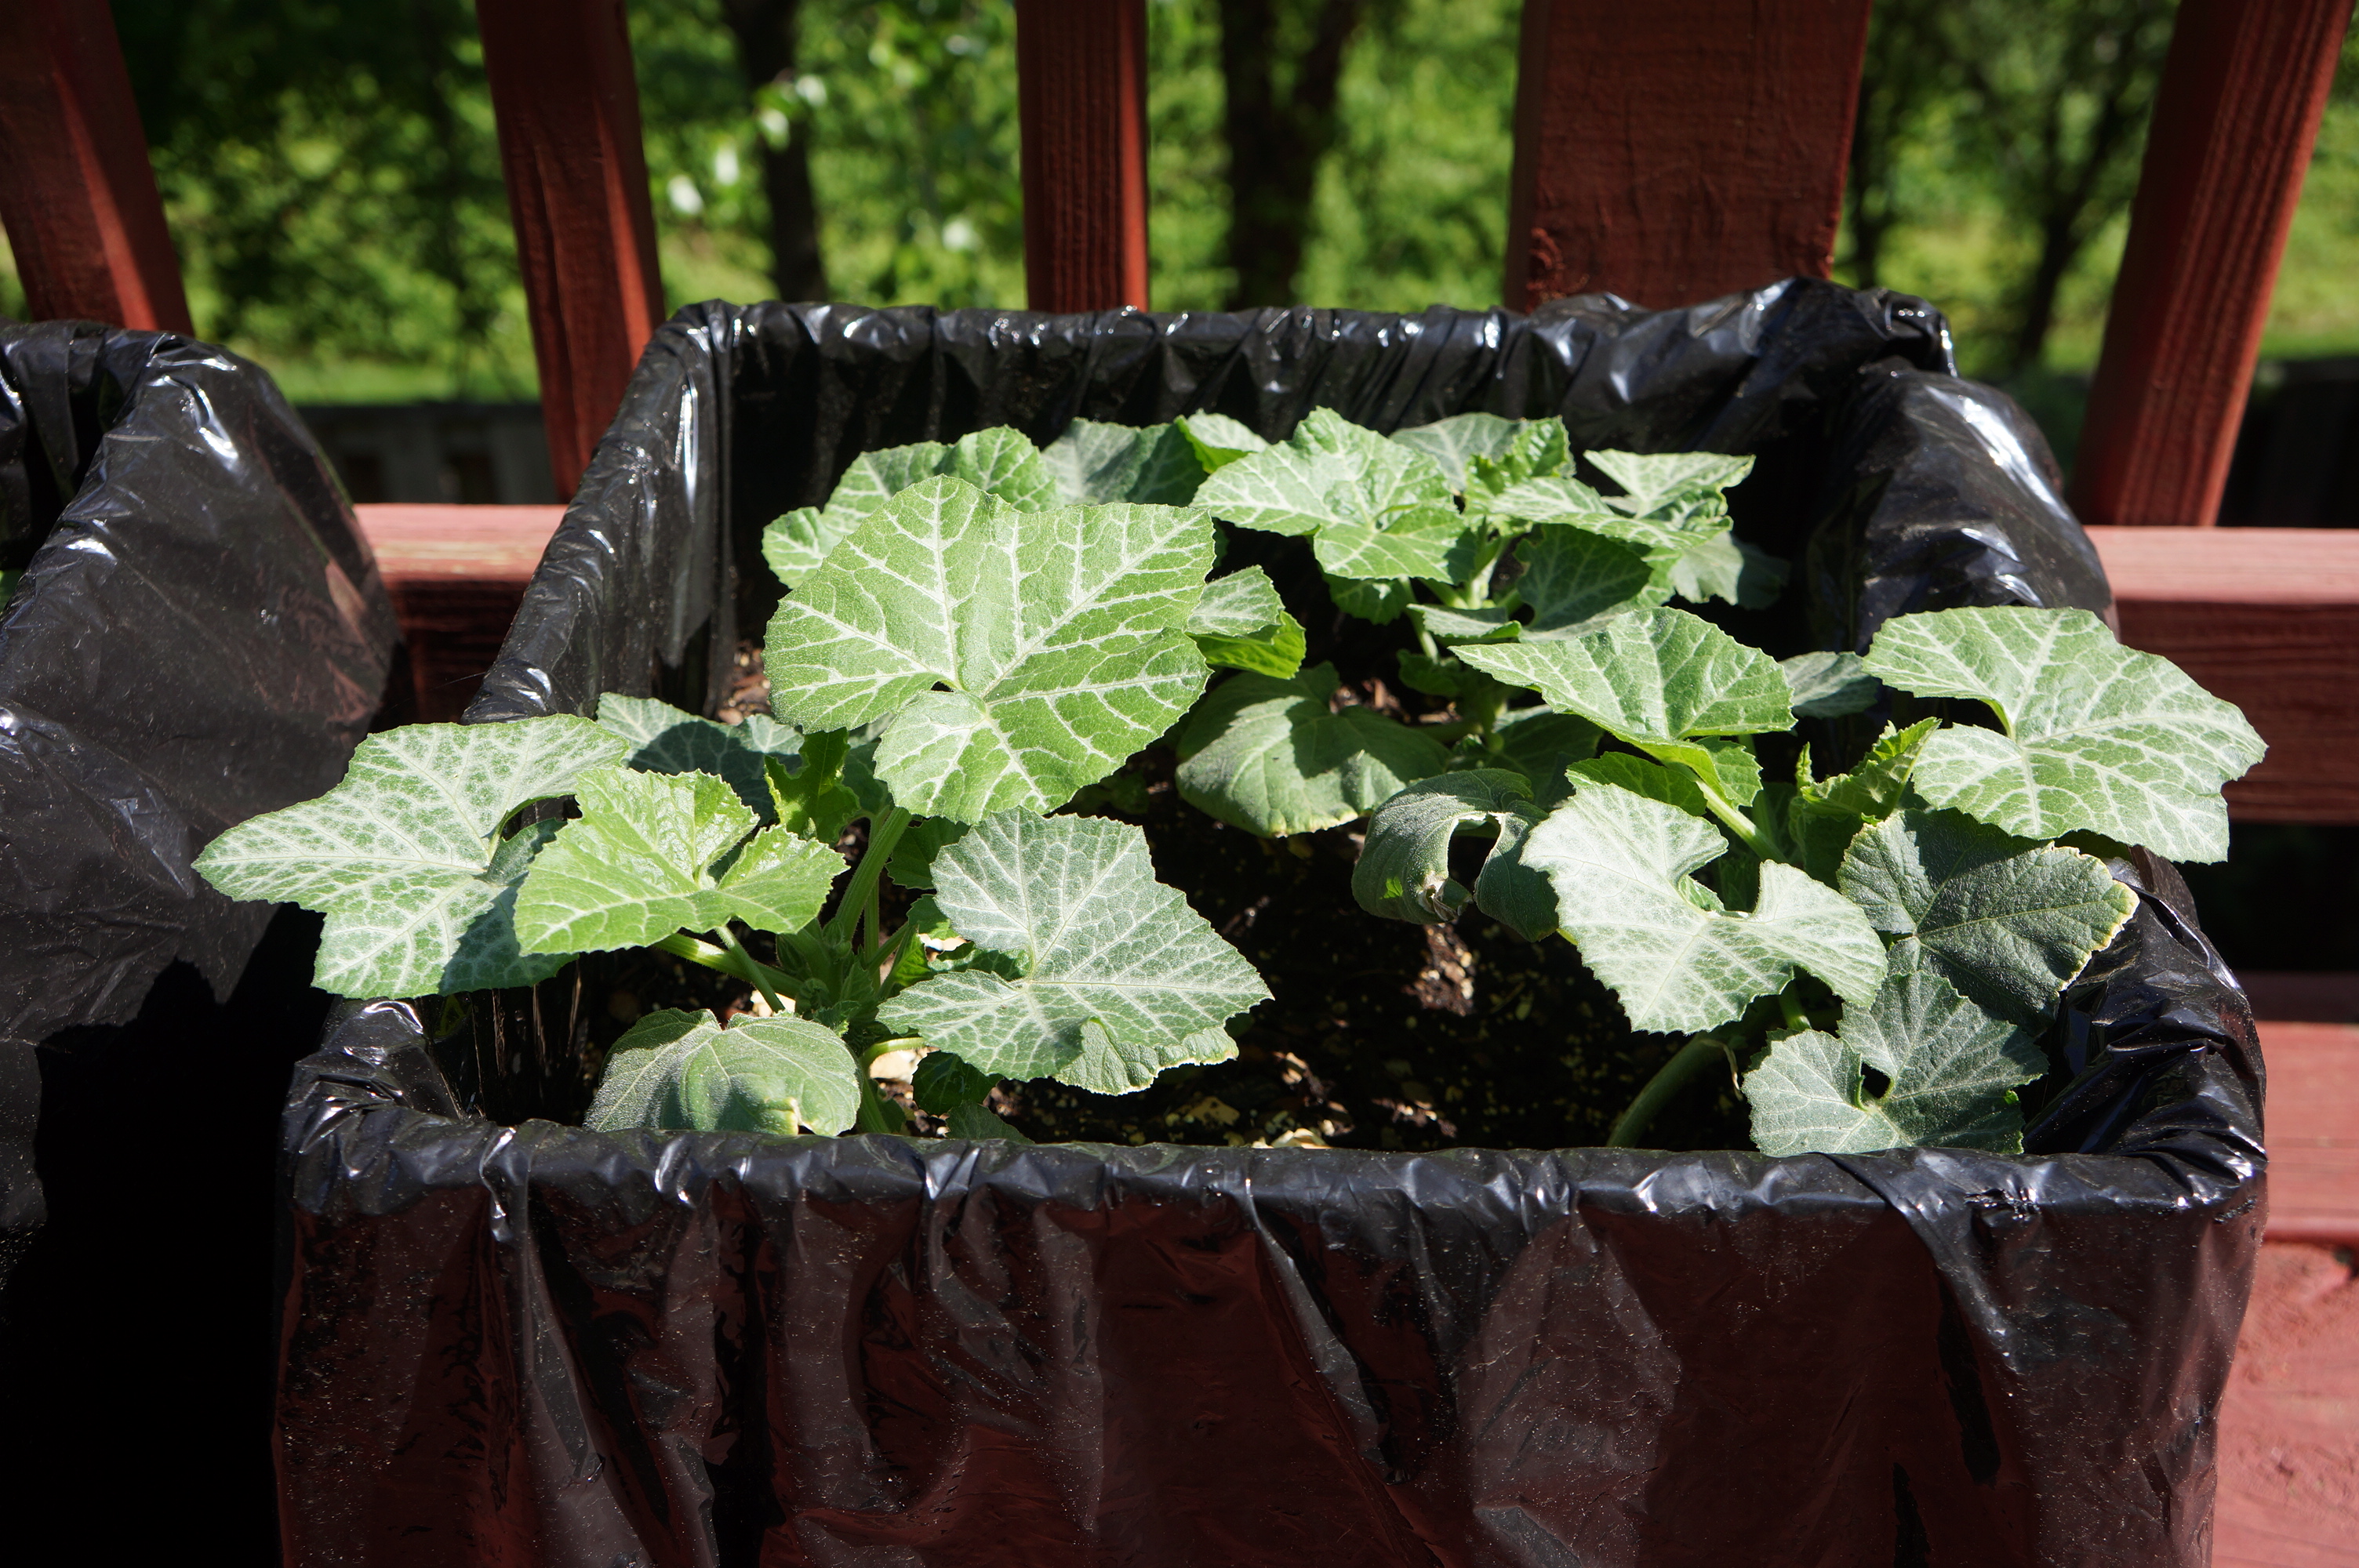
[0,0,2349,412]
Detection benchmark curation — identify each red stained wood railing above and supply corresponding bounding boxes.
[0,0,192,334]
[1014,0,1150,313]
[1503,0,1873,310]
[354,503,567,721]
[474,0,667,500]
[2071,0,2354,528]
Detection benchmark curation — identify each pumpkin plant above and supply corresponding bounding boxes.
[196,408,2263,1155]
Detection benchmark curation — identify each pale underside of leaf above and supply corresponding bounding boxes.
[191,716,632,997]
[1174,662,1452,836]
[1176,412,1268,470]
[1840,808,2135,1025]
[876,812,1269,1094]
[587,1008,863,1134]
[764,477,1214,821]
[1861,605,2265,862]
[1186,565,1307,677]
[1744,969,2045,1156]
[1351,769,1554,939]
[1042,419,1205,504]
[1520,782,1886,1033]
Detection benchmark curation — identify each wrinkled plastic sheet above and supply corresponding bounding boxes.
[281,281,2264,1566]
[0,318,397,1276]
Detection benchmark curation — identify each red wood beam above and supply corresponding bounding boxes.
[474,0,667,501]
[2086,525,2359,825]
[0,0,192,334]
[354,503,565,722]
[1504,0,1872,310]
[2071,0,2354,529]
[1015,0,1150,313]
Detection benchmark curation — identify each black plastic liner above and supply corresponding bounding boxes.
[280,281,2264,1566]
[0,319,397,1545]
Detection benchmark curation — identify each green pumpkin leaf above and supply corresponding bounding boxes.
[514,767,841,953]
[1779,652,1882,719]
[877,812,1269,1094]
[911,1049,994,1112]
[1197,408,1474,584]
[764,477,1213,822]
[1565,752,1718,822]
[764,728,864,844]
[1176,412,1268,470]
[191,717,631,997]
[1175,662,1452,836]
[587,1008,863,1134]
[885,816,969,891]
[945,1102,1035,1142]
[1352,769,1557,939]
[759,427,1059,586]
[1513,525,1665,637]
[1588,449,1756,514]
[1518,782,1886,1033]
[1456,608,1796,790]
[1840,808,2136,1026]
[1331,575,1416,625]
[594,693,806,820]
[1861,606,2265,862]
[1786,718,1942,882]
[1484,706,1602,808]
[1187,566,1307,677]
[1393,413,1568,495]
[1665,532,1789,610]
[1410,603,1519,643]
[1043,419,1207,504]
[1480,474,1614,526]
[1744,969,2045,1156]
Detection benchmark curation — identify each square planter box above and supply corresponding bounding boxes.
[278,282,2264,1567]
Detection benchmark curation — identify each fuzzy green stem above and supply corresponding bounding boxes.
[1779,987,1809,1033]
[655,932,794,1000]
[1607,1034,1729,1148]
[1415,622,1441,661]
[1688,775,1778,862]
[714,928,785,1015]
[826,806,911,945]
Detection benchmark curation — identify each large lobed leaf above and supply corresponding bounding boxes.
[587,1008,863,1134]
[191,717,631,997]
[1042,418,1208,505]
[1745,969,2045,1156]
[877,811,1270,1094]
[514,767,841,953]
[1512,526,1663,637]
[1841,808,2135,1026]
[764,477,1213,822]
[1862,606,2264,862]
[1518,782,1886,1033]
[1196,408,1474,585]
[760,427,1059,586]
[1392,412,1568,497]
[595,693,805,819]
[1175,662,1452,836]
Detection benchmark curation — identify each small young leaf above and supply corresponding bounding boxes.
[1518,782,1886,1033]
[1329,575,1416,625]
[1187,566,1307,677]
[1352,770,1556,939]
[514,767,841,952]
[1175,662,1452,836]
[1861,606,2265,862]
[1393,413,1567,494]
[765,477,1214,822]
[765,728,863,844]
[1176,412,1268,470]
[191,717,632,997]
[1513,525,1663,637]
[1043,419,1207,504]
[1197,408,1474,585]
[1457,609,1796,776]
[911,1049,994,1112]
[1744,969,2045,1156]
[1785,718,1943,882]
[1840,808,2136,1026]
[885,816,969,891]
[586,1008,863,1134]
[1779,652,1881,719]
[1565,752,1719,822]
[760,428,1059,586]
[1587,449,1757,514]
[876,812,1270,1094]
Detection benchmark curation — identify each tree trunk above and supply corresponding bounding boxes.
[1217,0,1367,310]
[718,0,828,303]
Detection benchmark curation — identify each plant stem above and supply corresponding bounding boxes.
[1606,1033,1729,1148]
[1689,776,1778,862]
[714,928,786,1015]
[1779,987,1808,1033]
[654,931,794,1000]
[826,806,911,944]
[1415,622,1441,661]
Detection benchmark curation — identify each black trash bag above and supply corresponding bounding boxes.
[280,281,2263,1566]
[0,320,398,1546]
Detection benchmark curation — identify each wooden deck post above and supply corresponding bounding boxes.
[0,0,193,335]
[1504,0,1873,310]
[474,0,667,500]
[1014,0,1151,314]
[2071,0,2354,528]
